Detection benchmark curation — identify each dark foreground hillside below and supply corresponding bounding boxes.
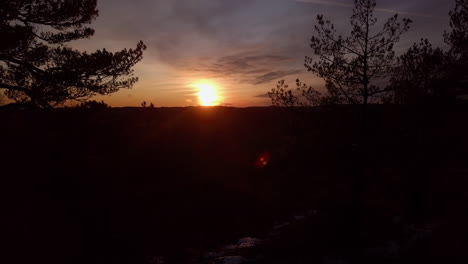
[2,106,468,264]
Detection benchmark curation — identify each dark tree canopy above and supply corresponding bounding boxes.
[446,0,468,58]
[445,0,468,99]
[388,39,454,104]
[269,0,411,107]
[0,0,146,107]
[268,79,341,107]
[305,0,411,105]
[389,0,468,104]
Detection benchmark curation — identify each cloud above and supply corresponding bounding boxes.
[252,70,303,85]
[254,93,271,98]
[182,51,303,85]
[295,0,445,19]
[374,7,445,19]
[295,0,351,8]
[205,53,294,75]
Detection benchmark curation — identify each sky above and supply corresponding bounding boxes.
[73,0,454,107]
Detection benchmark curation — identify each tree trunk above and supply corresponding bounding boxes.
[363,83,368,106]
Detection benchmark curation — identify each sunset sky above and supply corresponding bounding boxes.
[74,0,454,107]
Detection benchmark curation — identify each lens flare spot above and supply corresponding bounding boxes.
[254,152,271,168]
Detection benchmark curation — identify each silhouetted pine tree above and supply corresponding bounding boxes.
[0,0,146,108]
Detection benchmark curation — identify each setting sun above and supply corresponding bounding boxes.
[195,83,221,106]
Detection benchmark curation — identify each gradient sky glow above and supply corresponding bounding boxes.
[74,0,454,107]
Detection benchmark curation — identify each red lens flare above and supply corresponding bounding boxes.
[254,152,271,168]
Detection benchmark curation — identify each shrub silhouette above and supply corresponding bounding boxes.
[77,100,110,110]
